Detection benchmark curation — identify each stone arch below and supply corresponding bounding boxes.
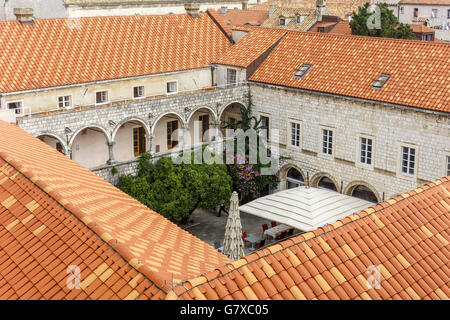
[69,124,111,149]
[344,181,381,203]
[218,100,246,120]
[279,164,307,189]
[310,172,340,192]
[186,106,218,124]
[111,116,151,142]
[36,132,68,154]
[279,163,307,181]
[151,111,185,136]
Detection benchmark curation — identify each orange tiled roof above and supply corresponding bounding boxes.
[213,28,286,68]
[210,9,269,27]
[0,154,168,300]
[400,0,450,4]
[167,177,450,300]
[409,24,435,33]
[0,13,232,93]
[248,31,450,113]
[249,0,365,19]
[0,121,230,288]
[329,20,352,35]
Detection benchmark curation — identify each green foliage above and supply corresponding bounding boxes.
[118,153,232,222]
[111,166,118,175]
[222,91,278,201]
[350,3,416,40]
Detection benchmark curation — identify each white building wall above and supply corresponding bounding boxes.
[250,83,450,199]
[398,4,450,27]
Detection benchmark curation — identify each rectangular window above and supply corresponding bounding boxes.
[226,68,237,86]
[448,9,450,19]
[446,156,450,176]
[260,116,269,141]
[372,73,390,89]
[290,122,301,147]
[58,96,71,109]
[199,114,210,142]
[7,102,22,115]
[96,91,108,104]
[431,9,437,18]
[167,120,178,149]
[294,64,312,79]
[133,86,144,98]
[167,81,177,94]
[360,137,373,165]
[414,8,418,17]
[322,129,333,155]
[401,146,416,175]
[133,127,146,157]
[400,7,404,14]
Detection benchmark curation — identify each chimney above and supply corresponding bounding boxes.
[269,5,276,15]
[13,8,34,25]
[242,1,248,10]
[185,3,200,18]
[316,0,326,22]
[220,6,227,16]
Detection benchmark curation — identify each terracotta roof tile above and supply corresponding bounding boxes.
[169,177,450,300]
[0,13,232,93]
[245,30,449,113]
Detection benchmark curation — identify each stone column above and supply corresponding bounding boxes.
[146,133,153,155]
[182,123,190,149]
[107,141,117,165]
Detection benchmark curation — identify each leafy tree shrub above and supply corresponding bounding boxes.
[118,153,232,222]
[350,3,416,40]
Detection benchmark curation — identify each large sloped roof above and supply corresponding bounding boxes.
[0,154,167,300]
[168,177,450,300]
[249,31,450,113]
[0,13,232,93]
[0,121,230,290]
[239,187,373,231]
[213,27,286,68]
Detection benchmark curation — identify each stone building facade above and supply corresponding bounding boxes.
[249,83,449,200]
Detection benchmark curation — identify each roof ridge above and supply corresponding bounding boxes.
[0,149,173,294]
[168,176,450,298]
[236,25,450,46]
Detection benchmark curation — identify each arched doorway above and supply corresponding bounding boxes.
[317,176,338,192]
[151,113,184,153]
[38,134,66,155]
[112,119,150,162]
[187,107,217,146]
[286,167,305,189]
[219,102,244,137]
[349,184,379,203]
[70,126,110,168]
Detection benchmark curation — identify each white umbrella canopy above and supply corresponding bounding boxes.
[222,191,245,261]
[239,186,373,232]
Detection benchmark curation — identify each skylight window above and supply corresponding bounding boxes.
[293,64,312,79]
[372,73,390,89]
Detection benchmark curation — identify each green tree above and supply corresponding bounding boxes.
[118,153,232,222]
[222,92,278,202]
[350,3,416,40]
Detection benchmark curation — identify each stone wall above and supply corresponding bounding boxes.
[17,85,249,156]
[249,83,449,200]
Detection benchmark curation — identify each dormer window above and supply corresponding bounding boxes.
[293,64,312,79]
[372,73,390,89]
[296,15,304,24]
[279,17,285,26]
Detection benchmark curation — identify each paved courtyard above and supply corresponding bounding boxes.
[184,208,274,256]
